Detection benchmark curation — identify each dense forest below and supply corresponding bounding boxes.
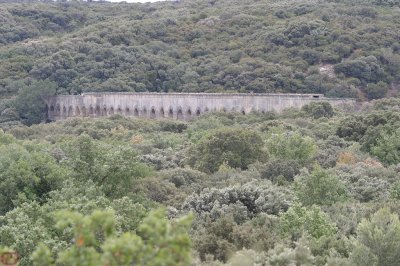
[0,0,400,125]
[1,99,400,265]
[1,0,400,265]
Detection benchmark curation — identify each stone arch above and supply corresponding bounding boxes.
[196,108,201,116]
[103,106,107,116]
[75,106,81,116]
[89,105,94,115]
[134,107,139,117]
[95,106,101,116]
[49,105,55,113]
[142,107,147,117]
[81,106,87,117]
[150,107,156,119]
[168,107,174,118]
[186,108,192,120]
[177,108,183,120]
[125,107,130,115]
[117,107,122,114]
[109,107,114,115]
[160,107,165,118]
[56,104,61,115]
[62,106,67,117]
[68,106,73,117]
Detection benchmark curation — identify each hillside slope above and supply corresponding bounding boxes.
[0,0,399,125]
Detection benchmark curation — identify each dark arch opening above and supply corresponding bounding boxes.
[109,107,114,115]
[89,106,94,115]
[103,106,107,116]
[95,106,101,116]
[81,106,87,117]
[62,106,67,116]
[125,107,130,115]
[50,106,55,113]
[117,107,122,114]
[142,107,147,117]
[241,110,246,115]
[75,106,81,116]
[56,104,61,114]
[150,108,156,119]
[160,107,165,118]
[222,107,227,112]
[177,108,183,120]
[187,109,192,119]
[168,108,173,118]
[134,108,139,116]
[196,109,201,116]
[68,106,73,116]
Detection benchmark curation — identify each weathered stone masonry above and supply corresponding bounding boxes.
[44,93,355,121]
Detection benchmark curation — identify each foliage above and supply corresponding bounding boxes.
[334,163,392,202]
[181,180,294,222]
[0,95,399,264]
[260,159,301,183]
[280,204,336,240]
[0,131,67,214]
[295,167,348,206]
[301,101,334,119]
[265,237,315,266]
[334,56,387,84]
[12,80,57,125]
[351,208,400,266]
[60,134,151,197]
[32,209,192,266]
[1,0,400,123]
[266,130,317,166]
[189,127,264,173]
[370,128,400,165]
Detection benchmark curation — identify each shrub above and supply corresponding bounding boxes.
[351,208,400,266]
[295,167,347,206]
[189,127,264,173]
[266,131,317,166]
[260,159,301,182]
[301,101,334,119]
[371,128,400,165]
[281,204,336,239]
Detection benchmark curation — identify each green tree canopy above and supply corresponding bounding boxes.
[12,80,57,125]
[32,209,192,266]
[189,127,264,173]
[295,167,348,206]
[351,208,400,266]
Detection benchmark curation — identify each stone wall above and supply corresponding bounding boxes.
[44,93,355,121]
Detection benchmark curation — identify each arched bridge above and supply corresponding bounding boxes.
[44,93,355,121]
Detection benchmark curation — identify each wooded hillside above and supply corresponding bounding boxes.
[0,0,399,98]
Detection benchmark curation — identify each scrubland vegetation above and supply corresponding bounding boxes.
[1,0,400,265]
[0,99,400,265]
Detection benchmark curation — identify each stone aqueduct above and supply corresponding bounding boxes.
[44,93,355,121]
